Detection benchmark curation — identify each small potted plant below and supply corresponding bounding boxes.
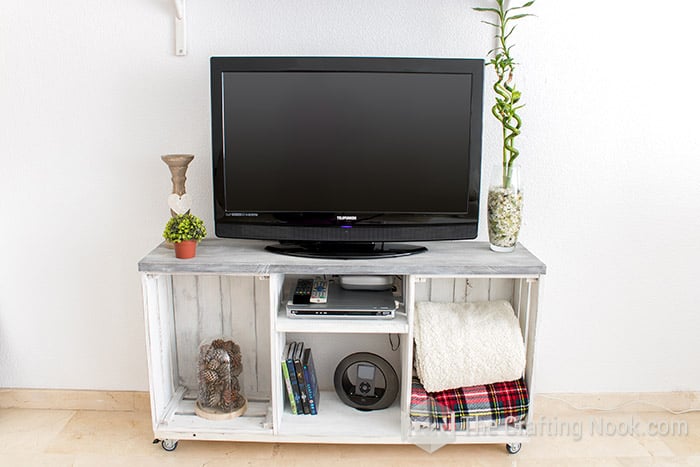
[163,213,207,259]
[474,0,535,252]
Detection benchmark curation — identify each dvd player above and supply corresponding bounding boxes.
[286,282,397,319]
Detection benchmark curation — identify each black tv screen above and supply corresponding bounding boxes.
[211,57,484,258]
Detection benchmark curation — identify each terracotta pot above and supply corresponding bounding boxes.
[174,240,197,259]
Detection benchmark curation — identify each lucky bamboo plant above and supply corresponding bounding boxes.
[473,0,535,189]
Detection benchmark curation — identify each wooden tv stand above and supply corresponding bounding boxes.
[138,239,545,453]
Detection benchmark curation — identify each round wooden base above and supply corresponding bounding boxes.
[195,399,247,421]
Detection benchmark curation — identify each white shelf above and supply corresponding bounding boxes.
[276,308,408,334]
[277,390,402,443]
[155,398,272,442]
[407,421,529,446]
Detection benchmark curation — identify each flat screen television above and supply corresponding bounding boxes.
[211,56,484,259]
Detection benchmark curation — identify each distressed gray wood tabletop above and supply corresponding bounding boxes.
[138,239,546,276]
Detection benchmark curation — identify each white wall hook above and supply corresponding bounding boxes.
[173,0,187,56]
[174,0,185,19]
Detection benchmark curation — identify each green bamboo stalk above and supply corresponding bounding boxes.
[474,0,534,189]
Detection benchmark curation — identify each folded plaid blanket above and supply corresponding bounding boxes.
[410,377,528,431]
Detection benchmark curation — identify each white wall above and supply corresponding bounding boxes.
[1,1,698,392]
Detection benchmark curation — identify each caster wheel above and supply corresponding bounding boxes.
[161,439,179,452]
[506,442,521,455]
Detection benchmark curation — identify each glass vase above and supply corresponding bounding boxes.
[195,337,247,420]
[487,165,523,253]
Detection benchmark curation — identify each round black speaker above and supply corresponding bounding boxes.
[333,352,399,411]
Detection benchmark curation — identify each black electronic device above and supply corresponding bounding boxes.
[292,278,313,305]
[333,352,398,411]
[286,282,397,319]
[210,56,484,259]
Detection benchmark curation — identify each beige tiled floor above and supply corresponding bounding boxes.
[1,398,699,466]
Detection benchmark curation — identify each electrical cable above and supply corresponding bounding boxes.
[389,334,400,351]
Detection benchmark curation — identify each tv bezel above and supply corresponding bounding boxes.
[211,56,484,254]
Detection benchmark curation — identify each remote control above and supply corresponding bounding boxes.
[310,278,329,304]
[292,279,313,304]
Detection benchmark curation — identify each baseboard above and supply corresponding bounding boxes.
[0,388,150,412]
[535,392,700,415]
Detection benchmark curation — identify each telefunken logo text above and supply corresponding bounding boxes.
[337,216,357,221]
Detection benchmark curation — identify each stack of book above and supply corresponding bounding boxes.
[281,341,319,415]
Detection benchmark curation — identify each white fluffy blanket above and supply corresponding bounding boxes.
[414,300,525,392]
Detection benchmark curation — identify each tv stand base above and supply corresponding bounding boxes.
[265,242,428,259]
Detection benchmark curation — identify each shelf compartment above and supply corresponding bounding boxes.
[276,308,408,334]
[277,390,403,443]
[154,392,273,442]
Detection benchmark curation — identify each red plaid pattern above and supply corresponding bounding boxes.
[410,377,528,430]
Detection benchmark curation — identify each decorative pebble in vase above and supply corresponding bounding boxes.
[487,164,523,253]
